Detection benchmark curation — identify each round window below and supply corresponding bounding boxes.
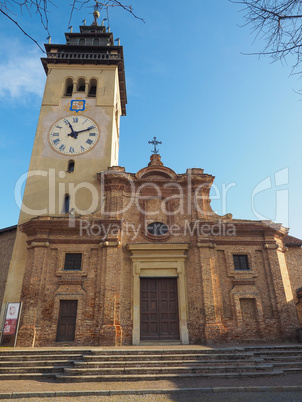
[147,222,168,236]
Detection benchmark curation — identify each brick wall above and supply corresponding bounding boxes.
[285,246,302,325]
[0,227,16,309]
[13,159,301,346]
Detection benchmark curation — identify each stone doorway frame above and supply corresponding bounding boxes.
[127,244,189,345]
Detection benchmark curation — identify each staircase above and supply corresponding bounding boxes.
[0,349,87,380]
[0,345,302,382]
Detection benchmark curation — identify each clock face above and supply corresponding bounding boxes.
[49,116,100,155]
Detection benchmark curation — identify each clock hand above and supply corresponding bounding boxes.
[73,126,94,135]
[66,121,78,138]
[66,120,74,131]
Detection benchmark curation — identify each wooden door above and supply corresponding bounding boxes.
[56,300,78,342]
[140,278,179,340]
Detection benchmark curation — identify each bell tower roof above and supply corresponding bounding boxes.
[41,22,127,115]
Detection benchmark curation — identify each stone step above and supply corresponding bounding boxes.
[0,373,56,380]
[263,355,302,361]
[62,364,273,376]
[55,369,284,382]
[89,348,245,356]
[74,359,264,368]
[0,349,90,356]
[244,345,302,350]
[282,367,302,374]
[82,352,255,362]
[253,350,302,356]
[0,360,75,368]
[271,362,302,368]
[0,366,67,374]
[0,354,84,361]
[87,346,302,356]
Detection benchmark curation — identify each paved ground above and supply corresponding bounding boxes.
[1,393,302,402]
[1,374,302,393]
[1,375,302,401]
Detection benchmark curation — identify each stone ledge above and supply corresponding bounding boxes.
[1,386,302,399]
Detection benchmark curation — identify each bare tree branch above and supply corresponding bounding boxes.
[233,0,302,74]
[95,0,144,22]
[0,8,46,52]
[0,0,144,52]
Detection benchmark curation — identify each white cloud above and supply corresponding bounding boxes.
[0,41,45,100]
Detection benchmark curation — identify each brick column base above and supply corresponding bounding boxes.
[205,323,228,344]
[99,324,123,346]
[16,326,36,347]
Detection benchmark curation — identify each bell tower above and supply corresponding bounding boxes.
[20,17,126,223]
[1,16,126,323]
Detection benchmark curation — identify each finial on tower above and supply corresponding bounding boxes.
[92,0,101,25]
[93,10,100,25]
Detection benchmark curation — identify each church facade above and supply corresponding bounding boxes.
[1,18,302,347]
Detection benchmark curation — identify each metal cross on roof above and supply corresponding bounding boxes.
[148,137,162,154]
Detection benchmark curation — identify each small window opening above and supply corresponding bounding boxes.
[64,253,82,270]
[68,160,75,173]
[233,255,250,270]
[77,78,86,92]
[88,86,96,96]
[63,194,70,213]
[88,78,97,97]
[79,38,85,46]
[65,78,73,96]
[93,38,100,46]
[147,222,169,236]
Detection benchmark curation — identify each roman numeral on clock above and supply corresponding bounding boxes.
[86,139,93,145]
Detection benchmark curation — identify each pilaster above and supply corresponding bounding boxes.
[99,241,122,346]
[198,242,226,343]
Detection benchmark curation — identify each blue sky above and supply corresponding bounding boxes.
[1,0,302,239]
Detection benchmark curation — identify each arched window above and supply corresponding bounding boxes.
[88,78,97,97]
[67,160,75,173]
[63,194,70,213]
[79,38,85,46]
[65,78,73,96]
[77,78,86,92]
[93,38,100,46]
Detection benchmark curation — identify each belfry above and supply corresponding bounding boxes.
[0,15,302,347]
